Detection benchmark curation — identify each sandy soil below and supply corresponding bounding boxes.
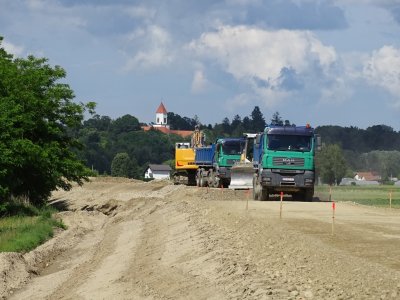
[1,177,400,299]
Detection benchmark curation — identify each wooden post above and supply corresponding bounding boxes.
[332,201,336,236]
[280,192,283,219]
[390,190,392,209]
[329,186,332,202]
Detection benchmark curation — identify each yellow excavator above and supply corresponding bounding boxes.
[173,126,204,185]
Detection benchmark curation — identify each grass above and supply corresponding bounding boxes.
[315,185,400,208]
[0,204,66,253]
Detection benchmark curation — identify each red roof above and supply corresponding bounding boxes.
[141,126,193,138]
[156,102,167,114]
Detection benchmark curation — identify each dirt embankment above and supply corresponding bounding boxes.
[1,177,400,299]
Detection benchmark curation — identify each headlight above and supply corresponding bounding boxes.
[262,177,271,182]
[304,178,313,185]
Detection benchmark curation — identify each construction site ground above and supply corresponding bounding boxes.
[1,177,400,300]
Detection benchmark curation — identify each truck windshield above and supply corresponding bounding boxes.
[267,135,311,152]
[222,141,244,155]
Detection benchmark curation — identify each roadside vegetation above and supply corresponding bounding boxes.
[0,37,89,252]
[315,185,400,208]
[0,201,65,252]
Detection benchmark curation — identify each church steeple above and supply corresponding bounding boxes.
[154,102,168,127]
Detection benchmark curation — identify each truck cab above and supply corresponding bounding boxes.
[213,138,246,186]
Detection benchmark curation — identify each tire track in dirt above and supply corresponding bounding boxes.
[128,200,227,299]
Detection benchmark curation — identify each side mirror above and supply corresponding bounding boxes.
[315,135,322,151]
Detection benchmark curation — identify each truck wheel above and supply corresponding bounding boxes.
[200,175,207,187]
[292,192,303,201]
[304,188,314,202]
[252,176,259,200]
[253,174,260,200]
[188,171,196,186]
[208,170,217,188]
[196,170,201,187]
[222,179,230,188]
[259,188,269,201]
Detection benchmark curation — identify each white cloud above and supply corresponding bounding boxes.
[2,40,24,57]
[363,45,400,97]
[191,69,208,93]
[123,25,174,70]
[188,25,337,106]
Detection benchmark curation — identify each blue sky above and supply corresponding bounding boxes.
[2,0,400,130]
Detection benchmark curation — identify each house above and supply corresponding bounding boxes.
[354,172,381,181]
[144,164,172,180]
[141,102,194,138]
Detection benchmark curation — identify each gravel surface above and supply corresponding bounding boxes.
[1,177,400,299]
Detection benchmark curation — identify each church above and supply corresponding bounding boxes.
[141,102,193,138]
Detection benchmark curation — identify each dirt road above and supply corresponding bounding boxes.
[2,177,400,299]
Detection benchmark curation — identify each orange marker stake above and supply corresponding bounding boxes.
[332,201,336,235]
[280,191,283,219]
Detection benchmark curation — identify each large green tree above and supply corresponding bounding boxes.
[316,144,347,185]
[0,37,94,205]
[111,153,139,178]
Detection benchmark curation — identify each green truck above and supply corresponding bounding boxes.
[252,124,321,201]
[195,137,246,188]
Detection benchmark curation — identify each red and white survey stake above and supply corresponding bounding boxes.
[332,201,336,235]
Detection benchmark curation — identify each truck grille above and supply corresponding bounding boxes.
[273,157,304,167]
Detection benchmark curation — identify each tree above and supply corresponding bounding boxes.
[271,111,283,126]
[167,112,195,130]
[0,37,94,205]
[83,114,111,131]
[250,106,266,132]
[111,153,137,178]
[316,144,347,185]
[222,117,231,135]
[111,114,141,134]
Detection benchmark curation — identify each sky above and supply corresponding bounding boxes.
[2,0,400,130]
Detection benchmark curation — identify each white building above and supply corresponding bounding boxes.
[144,164,172,180]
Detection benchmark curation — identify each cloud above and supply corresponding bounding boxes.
[188,25,338,106]
[1,40,24,56]
[363,45,400,97]
[191,69,209,93]
[123,25,174,70]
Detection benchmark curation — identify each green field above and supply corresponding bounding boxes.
[315,185,400,208]
[0,204,66,252]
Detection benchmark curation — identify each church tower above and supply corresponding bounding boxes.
[154,102,169,128]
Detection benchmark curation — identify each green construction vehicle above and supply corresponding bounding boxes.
[252,124,321,201]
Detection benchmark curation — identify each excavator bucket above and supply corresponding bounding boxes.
[229,161,254,190]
